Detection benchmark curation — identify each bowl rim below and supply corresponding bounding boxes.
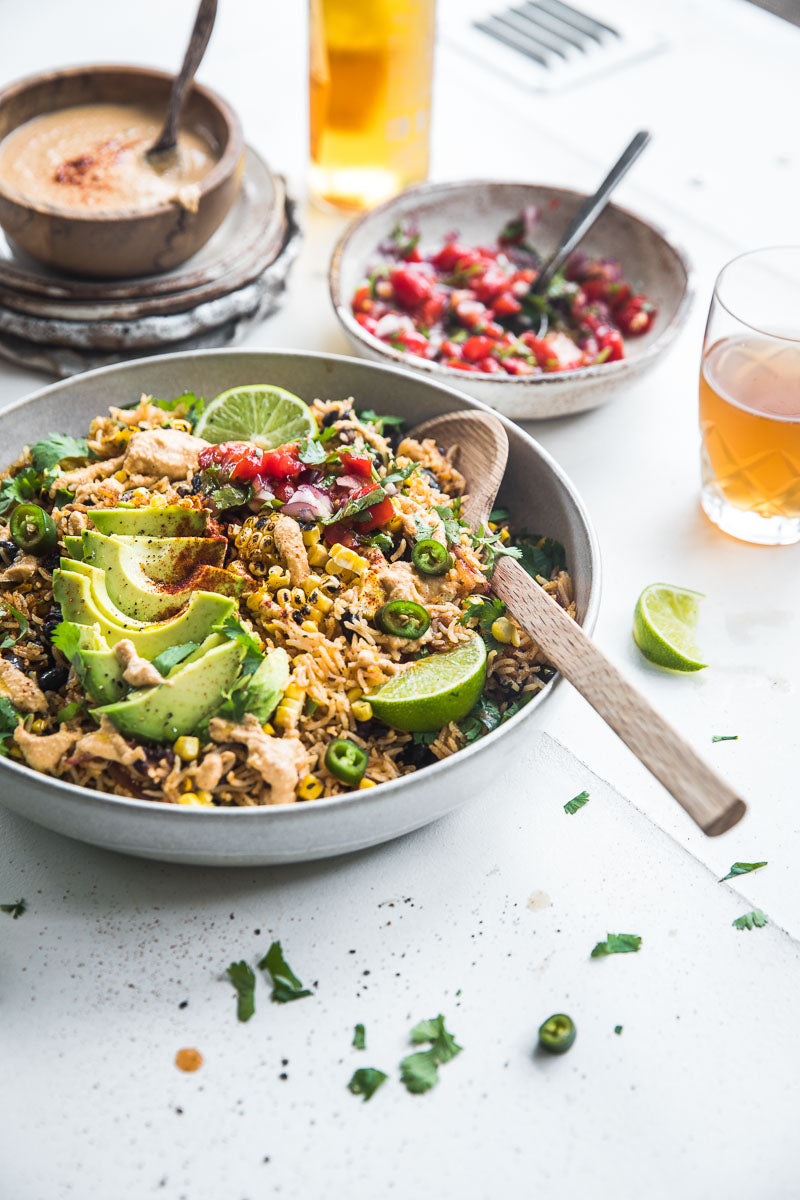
[0,62,243,223]
[0,346,601,821]
[329,177,694,387]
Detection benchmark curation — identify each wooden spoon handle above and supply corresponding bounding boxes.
[492,558,746,836]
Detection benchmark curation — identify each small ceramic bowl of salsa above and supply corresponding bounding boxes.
[0,64,244,278]
[329,179,692,420]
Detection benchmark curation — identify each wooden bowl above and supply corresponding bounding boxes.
[329,179,693,420]
[0,64,244,279]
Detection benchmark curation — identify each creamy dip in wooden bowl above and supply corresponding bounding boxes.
[0,102,219,215]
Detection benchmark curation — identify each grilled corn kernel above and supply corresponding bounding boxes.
[324,557,344,577]
[261,722,275,736]
[299,620,316,633]
[267,566,290,590]
[170,419,192,434]
[488,521,498,531]
[284,683,305,701]
[180,777,195,792]
[386,512,403,533]
[351,699,373,722]
[114,469,127,483]
[8,745,22,759]
[302,527,321,546]
[276,587,293,608]
[328,543,369,577]
[177,792,214,807]
[312,591,333,614]
[31,718,48,733]
[173,735,200,761]
[274,700,303,730]
[346,687,363,702]
[246,592,263,613]
[301,575,322,595]
[491,617,520,646]
[297,774,324,801]
[307,543,329,567]
[358,777,377,789]
[291,586,306,607]
[499,527,511,542]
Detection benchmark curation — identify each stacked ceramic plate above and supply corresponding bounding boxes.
[0,147,300,377]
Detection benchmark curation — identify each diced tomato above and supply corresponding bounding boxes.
[439,340,464,360]
[260,444,304,478]
[339,451,373,480]
[521,332,557,369]
[345,483,394,532]
[323,522,358,548]
[455,299,489,329]
[544,332,585,371]
[390,267,432,309]
[614,295,656,337]
[418,293,447,327]
[273,480,297,503]
[474,266,508,303]
[388,329,430,358]
[352,284,373,312]
[443,359,480,372]
[595,326,625,361]
[501,357,537,376]
[432,241,473,272]
[478,356,503,373]
[355,312,379,334]
[462,335,496,363]
[492,291,522,317]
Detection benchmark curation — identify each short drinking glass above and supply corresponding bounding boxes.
[699,246,800,545]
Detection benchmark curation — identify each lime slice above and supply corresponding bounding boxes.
[194,385,316,449]
[633,583,707,672]
[369,636,487,732]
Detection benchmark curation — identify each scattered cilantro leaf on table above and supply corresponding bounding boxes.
[29,434,90,472]
[614,1025,623,1035]
[733,909,767,931]
[353,1023,366,1050]
[0,898,26,919]
[258,941,312,1003]
[564,790,590,815]
[591,933,642,958]
[226,960,256,1022]
[400,1014,462,1094]
[719,861,767,882]
[347,1067,387,1101]
[712,734,738,743]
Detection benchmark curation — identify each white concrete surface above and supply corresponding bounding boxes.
[1,0,798,1196]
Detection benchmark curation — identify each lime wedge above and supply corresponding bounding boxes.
[195,385,316,449]
[369,636,487,732]
[633,583,707,672]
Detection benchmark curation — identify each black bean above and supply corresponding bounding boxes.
[0,540,17,563]
[399,741,437,769]
[38,665,69,691]
[3,654,25,670]
[320,408,341,428]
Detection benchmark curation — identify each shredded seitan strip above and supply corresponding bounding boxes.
[0,659,47,712]
[74,715,145,766]
[114,640,167,689]
[14,724,78,773]
[194,749,236,792]
[273,514,310,585]
[0,554,39,583]
[124,428,207,481]
[208,714,309,805]
[397,436,465,494]
[48,455,124,498]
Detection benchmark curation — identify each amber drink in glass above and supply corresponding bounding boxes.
[699,247,800,544]
[309,0,436,211]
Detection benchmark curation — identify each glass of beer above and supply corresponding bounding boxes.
[309,0,436,212]
[699,247,800,545]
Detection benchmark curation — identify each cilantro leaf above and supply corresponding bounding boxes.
[151,392,207,429]
[591,933,642,958]
[489,507,509,522]
[0,696,21,756]
[412,730,436,746]
[459,594,507,650]
[213,615,264,676]
[226,960,256,1022]
[516,534,567,582]
[357,409,406,435]
[458,695,501,743]
[564,789,590,815]
[151,642,200,676]
[347,1067,387,1101]
[326,484,387,526]
[258,940,312,1003]
[29,434,89,472]
[52,488,76,508]
[712,734,738,743]
[720,861,767,882]
[0,602,28,649]
[400,1014,462,1094]
[55,701,83,723]
[383,462,418,489]
[297,437,329,466]
[0,467,42,514]
[51,621,84,664]
[414,514,438,542]
[471,525,522,573]
[432,504,467,546]
[733,909,767,931]
[353,1023,366,1050]
[614,1025,623,1035]
[0,898,26,919]
[210,483,250,512]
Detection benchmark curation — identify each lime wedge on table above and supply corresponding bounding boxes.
[369,636,487,733]
[194,385,316,449]
[633,583,707,672]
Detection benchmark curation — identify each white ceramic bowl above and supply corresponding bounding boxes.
[329,180,693,420]
[0,349,600,865]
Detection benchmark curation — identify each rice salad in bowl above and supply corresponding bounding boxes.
[0,382,575,808]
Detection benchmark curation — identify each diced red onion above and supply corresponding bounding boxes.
[279,485,333,521]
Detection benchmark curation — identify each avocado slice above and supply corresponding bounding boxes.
[92,533,227,580]
[90,505,210,537]
[63,535,84,560]
[93,637,246,741]
[78,531,244,622]
[53,568,235,659]
[80,645,127,704]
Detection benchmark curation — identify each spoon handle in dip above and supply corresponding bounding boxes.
[533,130,651,295]
[492,556,746,836]
[147,0,218,162]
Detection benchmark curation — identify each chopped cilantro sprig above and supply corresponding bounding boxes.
[258,941,312,1003]
[399,1014,462,1094]
[591,933,641,958]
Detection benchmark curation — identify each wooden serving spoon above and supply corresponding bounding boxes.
[146,0,218,169]
[410,409,746,837]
